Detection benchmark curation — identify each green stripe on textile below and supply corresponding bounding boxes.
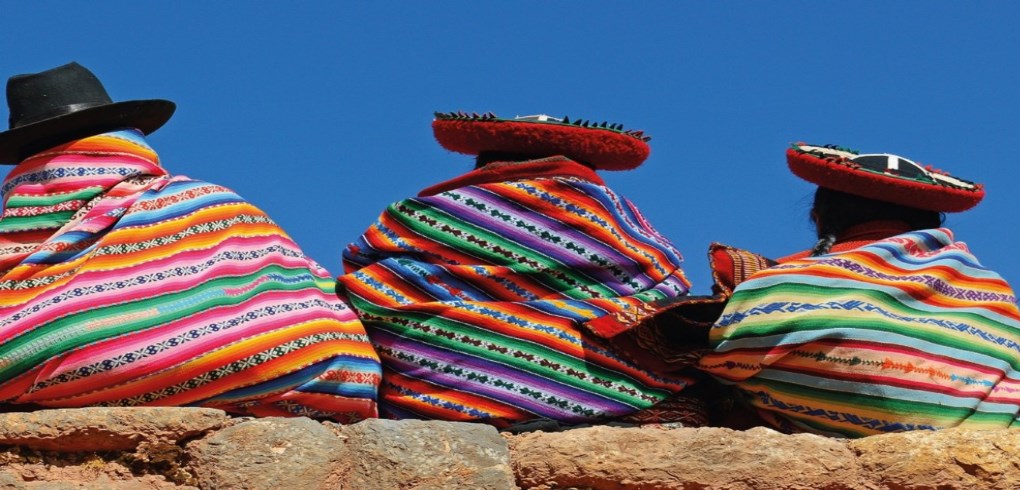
[718,320,1020,373]
[389,200,617,299]
[732,282,1014,331]
[311,275,338,294]
[349,294,665,406]
[745,377,1017,437]
[0,264,320,381]
[0,212,77,230]
[741,377,989,428]
[5,187,104,207]
[720,284,1020,366]
[630,289,672,303]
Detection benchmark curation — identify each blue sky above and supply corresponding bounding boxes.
[2,3,1017,293]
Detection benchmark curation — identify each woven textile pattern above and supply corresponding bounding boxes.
[0,130,381,422]
[338,160,694,426]
[698,229,1020,437]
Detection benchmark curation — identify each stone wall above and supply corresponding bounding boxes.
[0,408,1016,489]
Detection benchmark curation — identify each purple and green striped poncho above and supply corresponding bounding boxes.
[338,157,697,426]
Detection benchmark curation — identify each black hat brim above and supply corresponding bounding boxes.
[0,99,175,164]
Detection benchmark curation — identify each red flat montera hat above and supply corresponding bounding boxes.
[432,112,651,170]
[787,143,985,212]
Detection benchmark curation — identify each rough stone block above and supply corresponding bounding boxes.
[507,425,863,490]
[337,419,517,490]
[0,454,193,489]
[0,408,229,452]
[849,427,1020,490]
[188,417,343,490]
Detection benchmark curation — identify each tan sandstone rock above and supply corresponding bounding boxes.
[337,419,517,490]
[187,417,343,490]
[3,407,1020,489]
[0,444,195,489]
[0,470,190,489]
[507,425,864,490]
[849,427,1020,490]
[0,408,229,452]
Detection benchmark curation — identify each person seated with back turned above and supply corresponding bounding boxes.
[337,112,707,428]
[698,143,1020,437]
[0,62,380,421]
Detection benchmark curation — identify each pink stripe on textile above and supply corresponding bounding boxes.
[0,235,322,331]
[0,262,331,347]
[2,201,87,218]
[50,288,343,370]
[22,293,351,401]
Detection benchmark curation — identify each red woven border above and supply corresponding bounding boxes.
[786,149,984,212]
[433,119,650,171]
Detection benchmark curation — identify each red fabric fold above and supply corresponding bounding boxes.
[419,157,604,197]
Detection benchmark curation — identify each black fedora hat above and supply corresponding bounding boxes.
[0,62,175,164]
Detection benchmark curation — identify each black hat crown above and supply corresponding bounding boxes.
[0,62,175,164]
[7,62,115,129]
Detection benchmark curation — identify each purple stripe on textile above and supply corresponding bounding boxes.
[375,329,632,419]
[424,187,653,293]
[564,180,684,262]
[461,186,646,270]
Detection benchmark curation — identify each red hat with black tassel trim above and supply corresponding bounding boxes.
[787,142,984,212]
[432,112,651,171]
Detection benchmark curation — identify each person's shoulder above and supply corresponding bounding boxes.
[709,243,778,294]
[144,175,255,206]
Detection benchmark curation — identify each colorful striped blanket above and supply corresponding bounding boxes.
[337,158,696,426]
[0,130,380,422]
[698,229,1020,437]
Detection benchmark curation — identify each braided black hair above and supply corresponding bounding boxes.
[809,187,944,256]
